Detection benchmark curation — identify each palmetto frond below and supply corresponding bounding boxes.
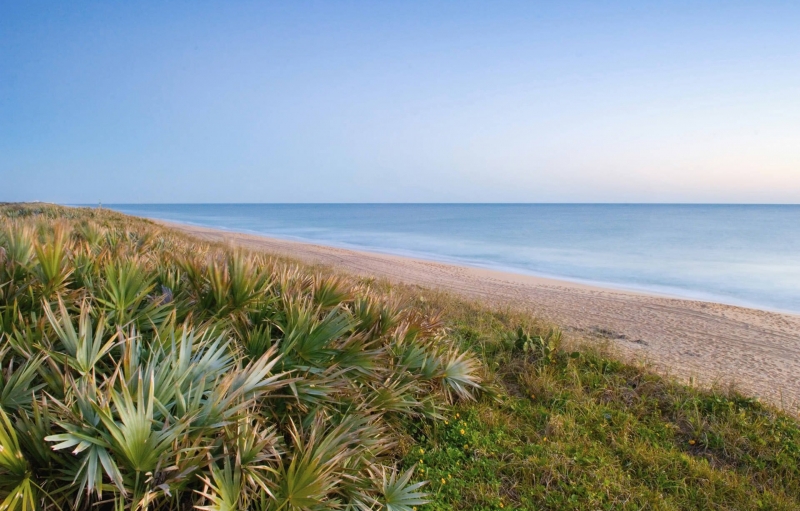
[313,275,353,309]
[203,251,272,320]
[0,223,36,308]
[271,415,366,510]
[190,345,290,429]
[361,375,424,417]
[96,371,188,475]
[75,220,106,249]
[1,223,35,271]
[241,324,274,362]
[44,298,117,376]
[229,418,281,496]
[0,353,44,412]
[279,301,355,370]
[438,349,482,403]
[196,457,243,511]
[96,258,166,328]
[0,407,37,510]
[374,466,428,511]
[33,223,73,297]
[14,397,58,468]
[46,375,127,498]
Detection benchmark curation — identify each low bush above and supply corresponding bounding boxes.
[0,204,482,510]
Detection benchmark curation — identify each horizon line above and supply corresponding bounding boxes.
[66,201,800,206]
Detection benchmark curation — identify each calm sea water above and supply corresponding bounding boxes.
[105,204,800,313]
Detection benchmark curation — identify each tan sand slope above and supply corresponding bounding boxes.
[163,221,800,411]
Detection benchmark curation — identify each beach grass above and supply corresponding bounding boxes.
[0,203,798,510]
[395,294,800,510]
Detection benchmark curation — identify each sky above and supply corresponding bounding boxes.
[2,1,799,203]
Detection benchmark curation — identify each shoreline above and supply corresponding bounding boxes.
[152,217,799,316]
[156,219,800,410]
[154,218,668,296]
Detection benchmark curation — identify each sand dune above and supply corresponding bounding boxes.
[164,221,800,411]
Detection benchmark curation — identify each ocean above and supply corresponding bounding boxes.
[105,204,800,314]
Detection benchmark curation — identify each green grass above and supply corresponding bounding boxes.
[1,203,799,510]
[390,284,800,510]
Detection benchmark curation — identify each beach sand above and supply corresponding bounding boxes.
[163,221,800,410]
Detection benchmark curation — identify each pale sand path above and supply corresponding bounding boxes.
[161,221,800,410]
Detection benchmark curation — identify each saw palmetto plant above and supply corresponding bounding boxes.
[0,204,483,510]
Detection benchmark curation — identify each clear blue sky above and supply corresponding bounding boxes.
[2,1,799,203]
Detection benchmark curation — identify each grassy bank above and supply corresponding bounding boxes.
[0,204,798,510]
[397,296,800,509]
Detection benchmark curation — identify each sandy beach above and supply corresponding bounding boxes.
[163,221,800,410]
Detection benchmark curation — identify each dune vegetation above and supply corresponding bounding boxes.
[0,203,799,511]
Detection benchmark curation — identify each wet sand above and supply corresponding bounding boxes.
[162,221,800,411]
